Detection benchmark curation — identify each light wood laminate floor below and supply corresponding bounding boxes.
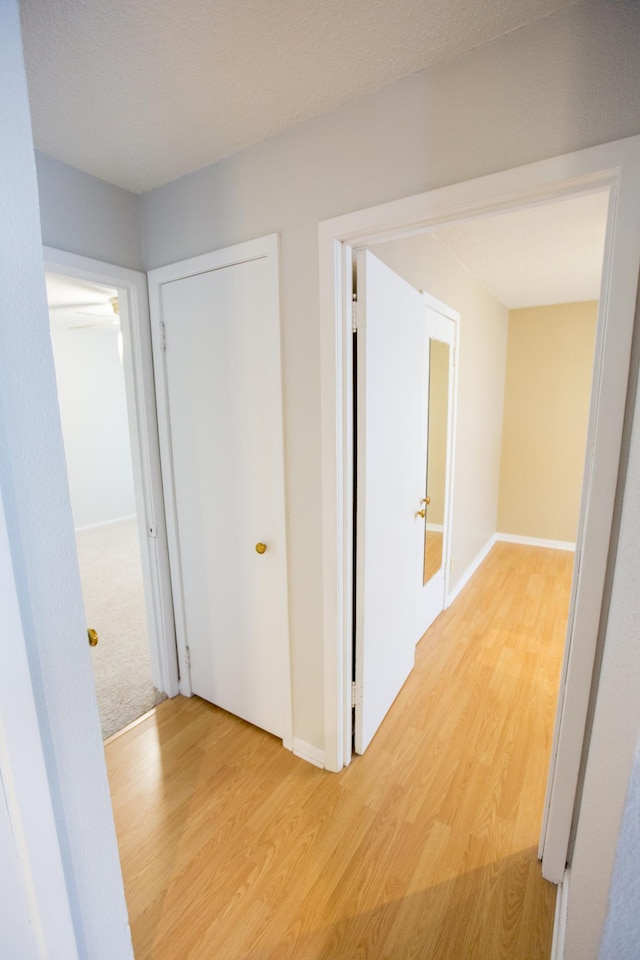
[105,542,572,959]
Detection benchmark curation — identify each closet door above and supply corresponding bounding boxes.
[150,236,291,742]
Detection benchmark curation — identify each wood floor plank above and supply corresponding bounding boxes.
[105,542,570,959]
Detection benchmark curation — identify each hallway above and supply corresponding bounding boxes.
[105,542,570,959]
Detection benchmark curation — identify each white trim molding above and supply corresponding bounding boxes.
[551,868,571,960]
[292,739,326,769]
[496,533,576,552]
[446,535,496,607]
[74,514,137,534]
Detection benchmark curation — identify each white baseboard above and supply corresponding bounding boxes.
[446,534,497,606]
[292,738,326,769]
[495,533,576,552]
[551,868,570,960]
[426,522,444,532]
[75,513,137,533]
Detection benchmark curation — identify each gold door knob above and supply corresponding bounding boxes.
[87,628,99,648]
[416,509,426,519]
[421,497,431,505]
[255,542,267,554]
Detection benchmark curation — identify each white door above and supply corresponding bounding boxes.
[416,305,456,638]
[150,236,291,743]
[354,250,428,754]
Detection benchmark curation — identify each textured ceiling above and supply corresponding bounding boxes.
[20,0,576,193]
[433,191,609,308]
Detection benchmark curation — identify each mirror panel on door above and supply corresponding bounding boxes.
[423,339,450,585]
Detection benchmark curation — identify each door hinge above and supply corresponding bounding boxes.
[159,320,167,352]
[352,302,358,334]
[185,645,191,671]
[351,681,360,708]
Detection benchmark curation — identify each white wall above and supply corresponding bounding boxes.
[565,363,640,958]
[1,4,133,958]
[373,235,508,586]
[598,738,640,960]
[35,151,144,271]
[0,464,79,959]
[138,1,640,755]
[50,324,136,529]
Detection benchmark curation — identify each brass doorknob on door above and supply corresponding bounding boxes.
[416,509,426,519]
[255,542,267,554]
[422,497,431,505]
[87,628,99,648]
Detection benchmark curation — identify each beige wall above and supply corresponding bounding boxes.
[497,301,598,543]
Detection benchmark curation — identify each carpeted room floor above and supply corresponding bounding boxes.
[75,517,166,739]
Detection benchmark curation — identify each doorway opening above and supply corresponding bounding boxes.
[319,141,640,892]
[352,191,604,725]
[47,272,166,738]
[43,248,179,738]
[348,193,605,903]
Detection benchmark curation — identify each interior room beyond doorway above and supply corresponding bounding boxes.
[47,272,165,737]
[372,189,606,569]
[352,189,607,753]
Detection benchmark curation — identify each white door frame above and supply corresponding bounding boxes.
[148,234,293,750]
[43,247,179,696]
[318,136,640,881]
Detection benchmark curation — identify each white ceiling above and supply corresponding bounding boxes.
[32,3,603,309]
[432,190,609,308]
[20,0,577,194]
[46,273,119,329]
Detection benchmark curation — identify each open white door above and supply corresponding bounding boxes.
[42,247,179,701]
[416,303,457,638]
[354,250,428,754]
[150,236,292,746]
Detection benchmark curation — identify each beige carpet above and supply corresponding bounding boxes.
[75,517,167,739]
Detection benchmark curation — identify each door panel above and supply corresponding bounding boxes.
[158,243,289,740]
[354,250,427,754]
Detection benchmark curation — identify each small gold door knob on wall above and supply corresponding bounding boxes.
[422,497,431,505]
[255,542,267,555]
[87,628,99,648]
[416,509,426,519]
